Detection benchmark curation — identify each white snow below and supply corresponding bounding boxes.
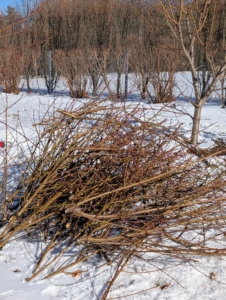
[1,73,226,299]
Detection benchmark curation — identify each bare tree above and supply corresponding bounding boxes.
[158,0,226,144]
[111,1,134,98]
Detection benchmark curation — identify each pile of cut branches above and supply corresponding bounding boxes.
[1,100,226,283]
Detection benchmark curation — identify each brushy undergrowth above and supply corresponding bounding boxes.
[1,100,226,291]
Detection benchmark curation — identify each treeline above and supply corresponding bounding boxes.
[0,0,225,101]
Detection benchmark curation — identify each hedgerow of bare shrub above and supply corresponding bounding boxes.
[1,100,226,288]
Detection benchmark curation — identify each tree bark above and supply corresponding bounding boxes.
[191,105,202,145]
[116,72,121,98]
[91,72,99,96]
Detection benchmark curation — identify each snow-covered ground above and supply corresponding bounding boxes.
[1,237,226,300]
[1,74,226,300]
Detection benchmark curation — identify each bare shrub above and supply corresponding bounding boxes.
[85,48,114,97]
[0,50,23,94]
[130,36,177,103]
[0,100,226,286]
[150,72,175,103]
[53,49,88,98]
[149,46,176,103]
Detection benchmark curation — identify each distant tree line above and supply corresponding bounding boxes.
[0,0,226,105]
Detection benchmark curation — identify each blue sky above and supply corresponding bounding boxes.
[0,0,18,10]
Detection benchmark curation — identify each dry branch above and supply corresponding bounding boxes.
[0,100,226,284]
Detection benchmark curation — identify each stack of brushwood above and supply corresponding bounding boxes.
[1,100,226,285]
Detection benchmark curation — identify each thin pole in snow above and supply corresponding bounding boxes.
[48,50,52,94]
[124,51,129,100]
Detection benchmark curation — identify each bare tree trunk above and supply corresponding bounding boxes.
[25,75,32,93]
[191,105,202,145]
[141,74,148,100]
[91,72,99,96]
[116,72,121,98]
[221,79,225,108]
